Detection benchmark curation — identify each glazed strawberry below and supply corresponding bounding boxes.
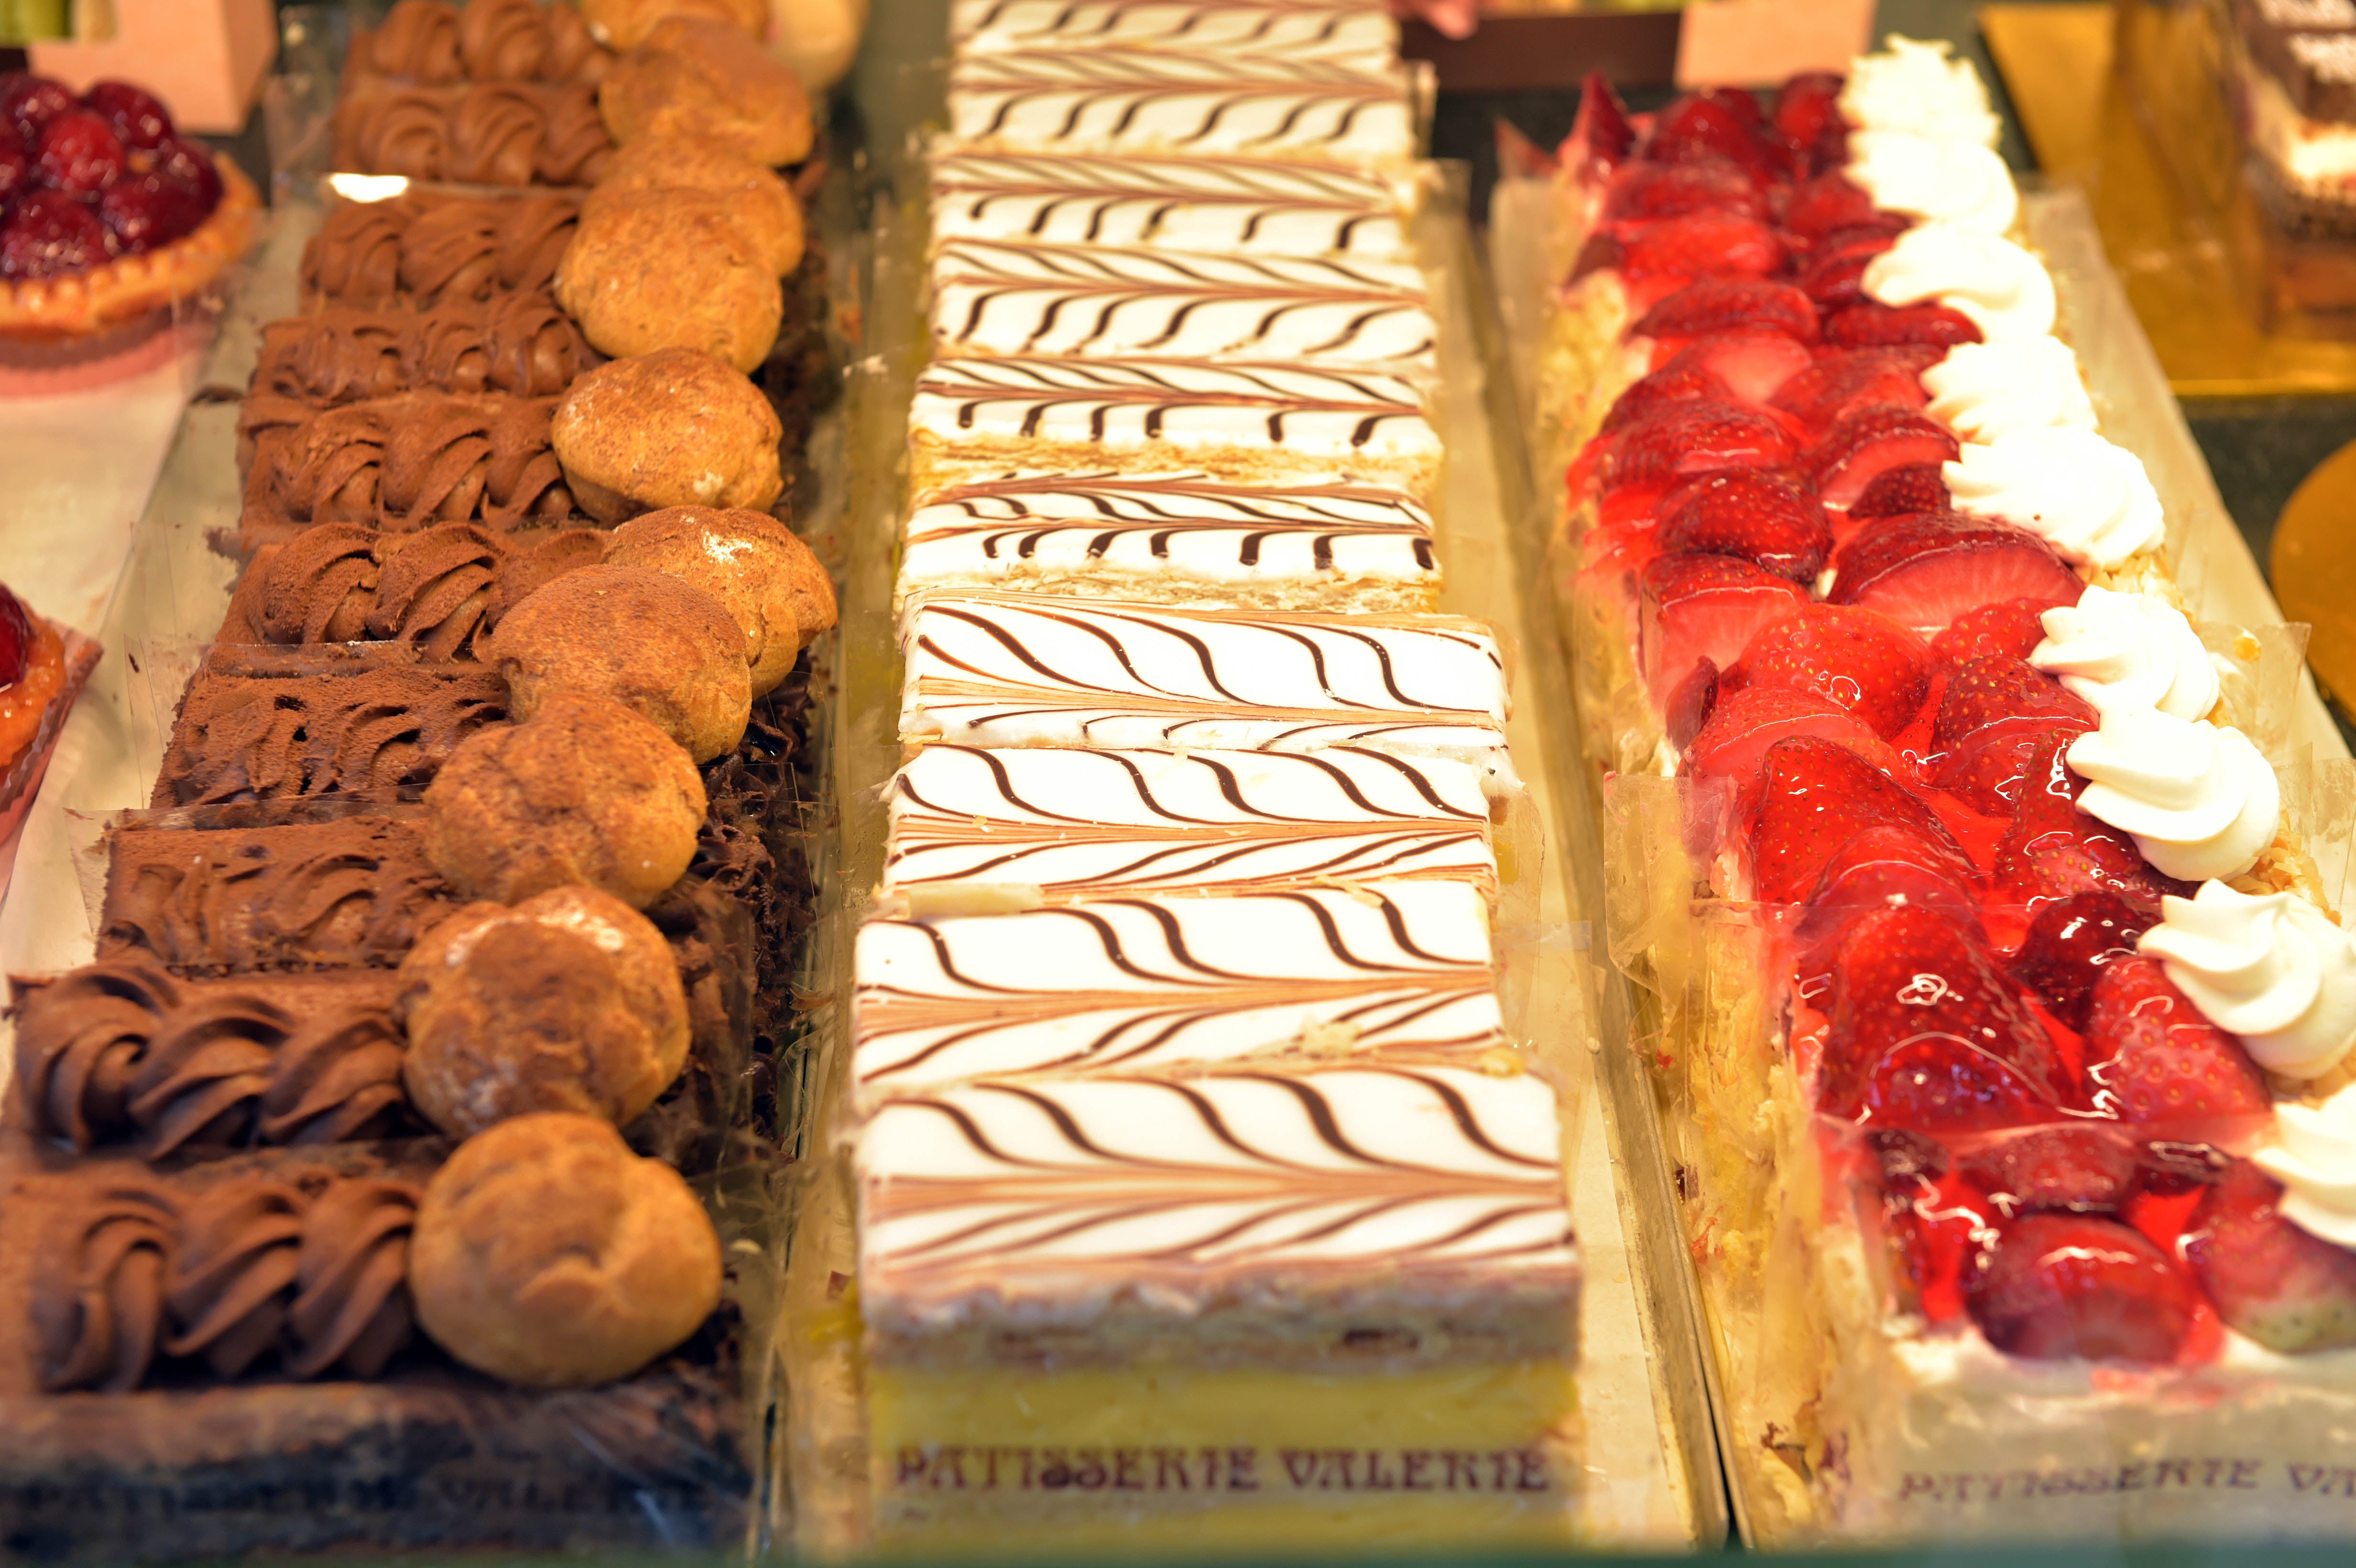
[1773,71,1848,175]
[0,189,109,279]
[1849,462,1950,521]
[1967,1212,2199,1361]
[1961,1126,2143,1217]
[99,173,202,254]
[1603,159,1767,224]
[1794,823,1981,966]
[1807,407,1961,512]
[0,585,30,689]
[1646,89,1778,180]
[1567,71,1635,169]
[1793,226,1900,311]
[1994,737,2194,910]
[82,80,174,150]
[0,141,28,206]
[1726,603,1935,736]
[1639,552,1807,700]
[1769,348,1935,431]
[1656,469,1831,582]
[1663,656,1719,750]
[2085,956,2271,1125]
[1868,1038,2071,1132]
[1747,737,1964,903]
[2010,891,2149,1030]
[1932,597,2063,663]
[1683,685,1887,784]
[1621,213,1785,280]
[153,135,222,208]
[1599,361,1730,433]
[2184,1161,2356,1354]
[1671,333,1814,404]
[1820,904,2071,1118]
[1824,300,1984,349]
[1,75,76,143]
[1931,718,2087,815]
[1827,511,2083,634]
[1783,172,1891,240]
[1931,653,2095,748]
[1631,278,1818,343]
[1598,399,1797,490]
[34,109,126,197]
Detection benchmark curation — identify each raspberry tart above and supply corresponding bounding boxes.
[0,72,259,343]
[1534,36,2356,1546]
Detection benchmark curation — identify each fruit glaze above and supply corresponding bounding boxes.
[1551,47,2356,1399]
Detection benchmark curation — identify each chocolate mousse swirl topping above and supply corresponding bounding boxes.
[231,523,600,661]
[861,1064,1575,1288]
[11,960,408,1158]
[34,1175,420,1390]
[334,83,611,187]
[155,664,509,806]
[251,393,573,532]
[356,0,613,84]
[930,239,1434,365]
[302,191,581,308]
[257,298,598,406]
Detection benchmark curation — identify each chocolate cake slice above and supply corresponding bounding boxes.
[251,298,601,407]
[299,190,581,310]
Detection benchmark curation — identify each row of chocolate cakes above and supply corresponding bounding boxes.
[841,2,1584,1553]
[0,0,843,1554]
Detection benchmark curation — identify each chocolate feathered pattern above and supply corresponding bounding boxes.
[33,1174,420,1391]
[11,960,408,1159]
[231,523,606,661]
[360,0,611,85]
[335,81,612,187]
[243,394,574,532]
[300,192,579,308]
[256,298,599,404]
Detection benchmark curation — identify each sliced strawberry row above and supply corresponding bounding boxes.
[1562,72,2345,1366]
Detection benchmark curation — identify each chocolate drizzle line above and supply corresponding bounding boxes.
[932,150,1396,249]
[956,0,1392,55]
[912,355,1429,447]
[950,48,1407,153]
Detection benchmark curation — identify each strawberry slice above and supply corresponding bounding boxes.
[1931,718,2088,815]
[1596,399,1798,490]
[2184,1160,2356,1354]
[2010,891,2150,1030]
[1670,333,1814,404]
[1793,226,1900,310]
[1564,70,1635,171]
[1773,71,1850,174]
[1725,603,1935,736]
[1793,822,1982,971]
[1663,655,1720,750]
[1602,158,1767,224]
[1932,597,2066,663]
[1961,1126,2144,1217]
[1827,511,2084,634]
[1993,736,2194,911]
[1967,1212,2199,1361]
[1620,212,1786,281]
[1682,686,1885,784]
[1819,904,2072,1119]
[1599,360,1731,434]
[1824,300,1985,349]
[1656,469,1832,582]
[1639,552,1807,703]
[1849,462,1950,521]
[1645,88,1779,180]
[1807,407,1961,512]
[1784,172,1900,240]
[1867,1038,2072,1133]
[1631,278,1819,343]
[1769,348,1936,431]
[1931,653,2095,748]
[2085,956,2271,1125]
[1747,736,1964,904]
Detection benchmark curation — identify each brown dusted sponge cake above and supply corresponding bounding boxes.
[548,347,784,520]
[489,564,751,762]
[252,296,600,405]
[98,814,458,975]
[554,188,783,372]
[579,0,769,52]
[421,690,707,907]
[395,888,691,1135]
[407,1111,722,1386]
[332,79,613,186]
[590,131,805,275]
[598,16,814,166]
[605,506,835,695]
[10,961,410,1159]
[300,191,580,310]
[349,0,613,86]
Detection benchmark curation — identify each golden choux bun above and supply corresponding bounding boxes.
[578,0,765,49]
[549,348,784,523]
[604,506,835,695]
[599,15,814,167]
[556,188,782,372]
[591,132,804,276]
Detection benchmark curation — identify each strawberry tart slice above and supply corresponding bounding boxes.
[1536,36,2356,1548]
